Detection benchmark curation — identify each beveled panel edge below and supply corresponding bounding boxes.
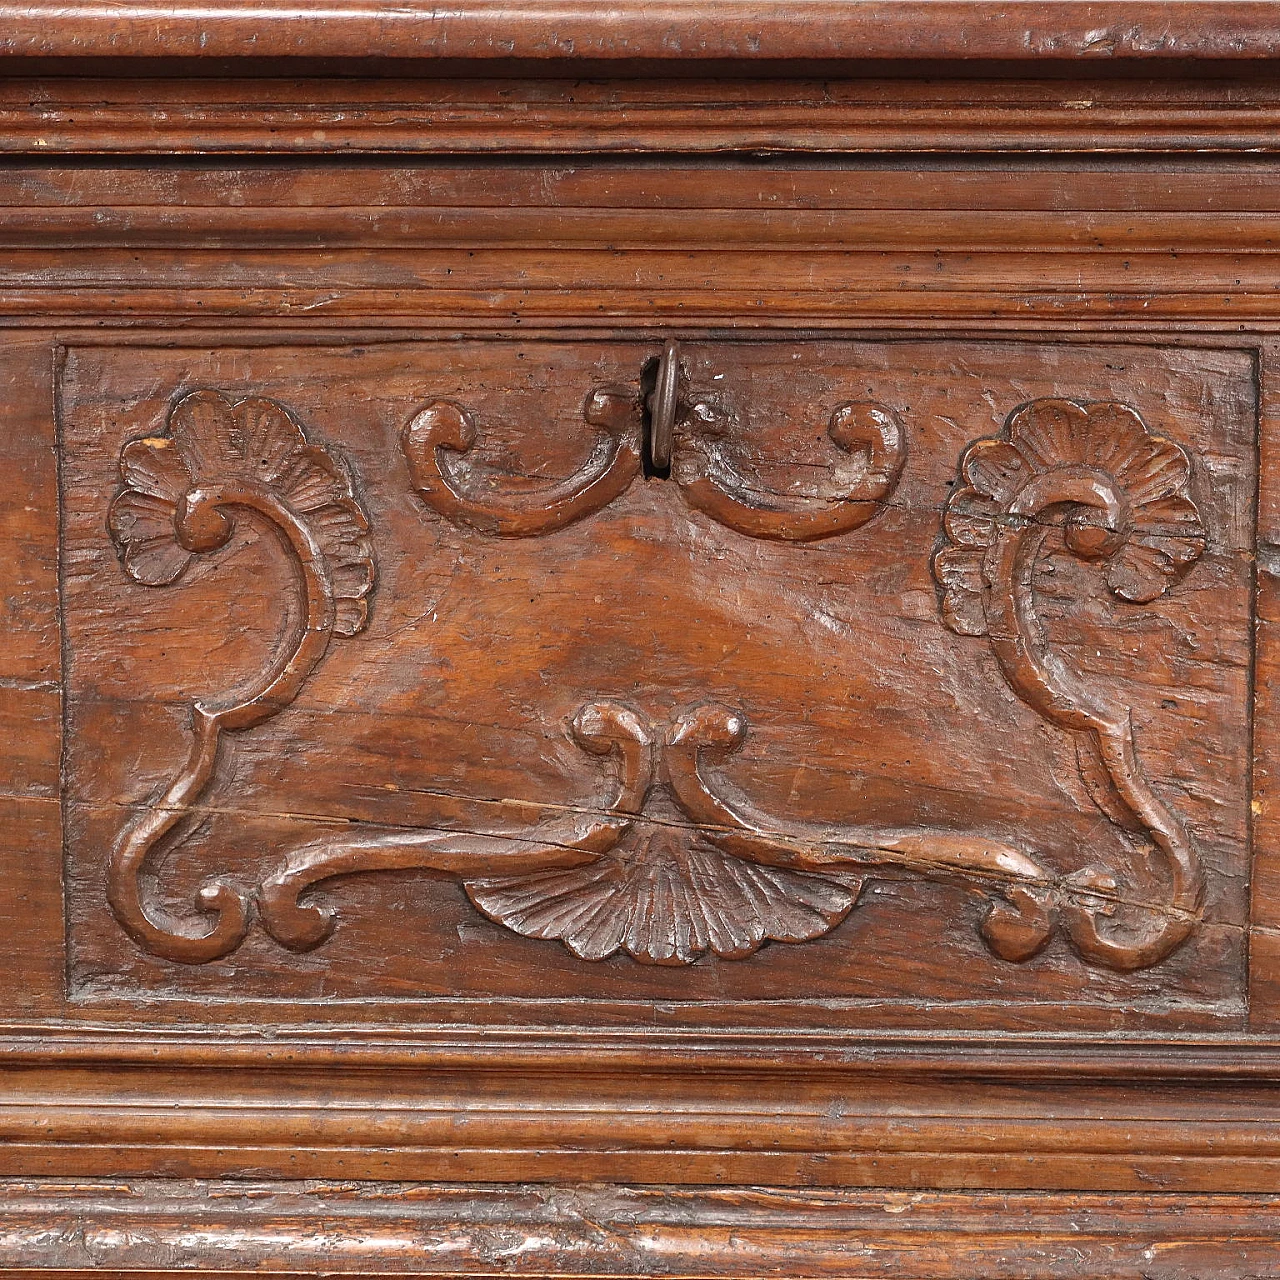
[1248,340,1280,1027]
[0,1180,1277,1277]
[4,1023,1280,1076]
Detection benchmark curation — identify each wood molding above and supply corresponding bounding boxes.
[5,1,1280,65]
[0,1180,1278,1277]
[0,1028,1278,1188]
[9,78,1280,155]
[3,20,1280,1258]
[9,163,1280,327]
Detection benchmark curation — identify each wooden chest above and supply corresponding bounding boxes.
[7,3,1280,1274]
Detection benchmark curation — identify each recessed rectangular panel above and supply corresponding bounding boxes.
[58,338,1255,1026]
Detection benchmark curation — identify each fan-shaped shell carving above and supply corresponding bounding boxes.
[109,390,374,635]
[467,830,861,965]
[105,390,377,965]
[931,397,1207,971]
[935,397,1205,637]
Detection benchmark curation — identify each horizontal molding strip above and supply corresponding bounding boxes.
[7,77,1280,153]
[1,1043,1280,1186]
[9,159,1280,212]
[4,2,1280,63]
[3,1181,1280,1276]
[4,287,1280,325]
[4,1026,1280,1076]
[3,207,1280,251]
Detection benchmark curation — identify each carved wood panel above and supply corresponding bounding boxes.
[58,337,1255,1027]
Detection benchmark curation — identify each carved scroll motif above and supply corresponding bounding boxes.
[102,384,1209,975]
[402,387,643,536]
[933,398,1208,970]
[402,357,906,542]
[258,701,1055,966]
[105,391,375,963]
[672,399,907,542]
[258,700,655,952]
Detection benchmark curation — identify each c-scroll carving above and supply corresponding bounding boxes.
[401,387,643,536]
[253,697,862,966]
[105,390,375,963]
[661,703,1057,963]
[253,699,1060,967]
[402,344,906,543]
[933,397,1207,970]
[672,399,906,542]
[257,700,653,951]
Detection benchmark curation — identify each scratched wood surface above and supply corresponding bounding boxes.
[12,4,1280,1267]
[51,336,1254,1024]
[12,161,1280,332]
[6,1180,1280,1278]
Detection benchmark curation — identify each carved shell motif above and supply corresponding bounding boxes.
[934,398,1206,636]
[467,831,860,966]
[108,390,374,634]
[105,390,377,965]
[932,397,1208,971]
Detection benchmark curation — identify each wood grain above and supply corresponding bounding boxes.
[2,1180,1280,1278]
[2,1179,1280,1278]
[11,160,1280,330]
[4,0,1280,63]
[0,337,64,1018]
[12,78,1280,155]
[0,1028,1278,1188]
[47,337,1251,1023]
[5,10,1280,1264]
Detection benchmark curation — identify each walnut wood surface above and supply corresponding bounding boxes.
[8,9,1280,1273]
[48,335,1247,1011]
[10,162,1280,330]
[5,1,1280,64]
[14,78,1280,155]
[4,1180,1280,1278]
